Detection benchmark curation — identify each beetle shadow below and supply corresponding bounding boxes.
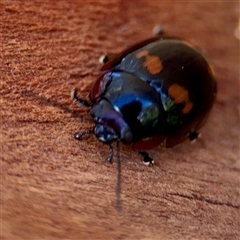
[21,90,91,122]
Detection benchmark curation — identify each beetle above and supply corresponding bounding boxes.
[71,35,217,165]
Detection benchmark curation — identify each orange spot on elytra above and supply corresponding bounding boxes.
[136,50,149,59]
[168,84,188,104]
[136,50,163,74]
[143,56,163,74]
[182,102,193,114]
[168,84,193,114]
[136,51,163,75]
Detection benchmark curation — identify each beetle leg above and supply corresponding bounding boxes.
[189,131,202,144]
[99,54,109,65]
[138,151,154,166]
[99,53,119,65]
[152,25,165,36]
[189,131,199,141]
[71,88,93,107]
[107,144,113,163]
[74,129,94,140]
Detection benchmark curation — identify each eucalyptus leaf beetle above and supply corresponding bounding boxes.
[71,35,217,165]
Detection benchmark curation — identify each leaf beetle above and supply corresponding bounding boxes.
[71,34,217,165]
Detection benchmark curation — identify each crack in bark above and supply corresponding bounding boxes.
[168,193,239,209]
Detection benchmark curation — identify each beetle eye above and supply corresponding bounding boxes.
[94,124,118,143]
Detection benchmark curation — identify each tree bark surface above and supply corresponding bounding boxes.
[1,1,239,239]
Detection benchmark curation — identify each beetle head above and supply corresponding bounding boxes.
[90,99,133,144]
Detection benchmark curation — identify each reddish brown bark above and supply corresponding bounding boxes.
[1,1,239,239]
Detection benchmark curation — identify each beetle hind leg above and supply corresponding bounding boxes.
[189,131,201,143]
[138,151,154,165]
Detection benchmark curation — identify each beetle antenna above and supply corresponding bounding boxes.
[116,140,122,212]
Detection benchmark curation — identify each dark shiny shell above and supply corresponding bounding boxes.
[91,38,217,150]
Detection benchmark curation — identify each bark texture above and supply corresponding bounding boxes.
[1,1,239,239]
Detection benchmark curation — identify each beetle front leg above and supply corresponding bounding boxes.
[99,53,118,65]
[71,88,93,107]
[99,54,109,65]
[138,151,154,166]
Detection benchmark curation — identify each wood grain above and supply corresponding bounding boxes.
[1,1,239,239]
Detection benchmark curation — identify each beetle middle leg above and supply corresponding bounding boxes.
[74,129,94,141]
[138,151,154,165]
[152,25,165,36]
